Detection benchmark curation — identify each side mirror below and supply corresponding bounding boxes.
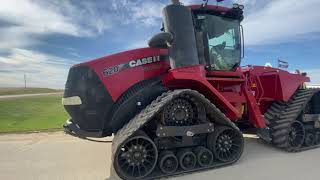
[148,32,173,48]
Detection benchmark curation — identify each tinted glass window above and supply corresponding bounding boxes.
[198,15,241,71]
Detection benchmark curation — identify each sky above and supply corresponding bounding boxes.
[0,0,319,89]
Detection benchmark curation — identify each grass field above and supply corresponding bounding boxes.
[0,87,63,96]
[0,95,68,132]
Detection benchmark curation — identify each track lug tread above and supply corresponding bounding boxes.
[272,128,289,138]
[271,122,291,130]
[273,136,287,144]
[265,88,320,152]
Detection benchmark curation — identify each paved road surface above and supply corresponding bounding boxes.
[0,132,320,180]
[0,92,63,99]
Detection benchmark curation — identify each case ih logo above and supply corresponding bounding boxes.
[103,56,164,77]
[129,56,160,67]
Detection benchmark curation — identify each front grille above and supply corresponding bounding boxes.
[64,66,113,131]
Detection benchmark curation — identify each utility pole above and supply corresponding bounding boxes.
[24,73,27,89]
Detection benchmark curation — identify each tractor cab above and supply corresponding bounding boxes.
[149,2,244,74]
[192,5,243,72]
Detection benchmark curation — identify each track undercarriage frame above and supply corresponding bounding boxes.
[110,90,244,180]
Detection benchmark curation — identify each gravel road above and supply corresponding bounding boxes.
[0,132,319,180]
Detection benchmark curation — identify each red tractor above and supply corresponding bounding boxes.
[63,1,320,179]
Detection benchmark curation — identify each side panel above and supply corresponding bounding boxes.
[162,65,241,120]
[246,66,310,102]
[85,48,170,102]
[278,69,310,101]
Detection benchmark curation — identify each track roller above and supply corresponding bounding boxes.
[207,126,244,163]
[114,132,158,180]
[177,149,197,171]
[158,151,179,174]
[194,146,213,167]
[304,132,316,147]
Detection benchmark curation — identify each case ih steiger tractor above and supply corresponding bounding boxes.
[63,0,320,179]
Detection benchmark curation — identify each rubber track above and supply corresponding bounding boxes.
[109,89,241,180]
[264,88,320,152]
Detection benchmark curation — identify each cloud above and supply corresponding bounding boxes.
[110,0,165,26]
[127,40,148,50]
[131,1,165,26]
[0,0,112,51]
[305,69,320,84]
[0,49,72,88]
[38,0,112,35]
[243,0,320,45]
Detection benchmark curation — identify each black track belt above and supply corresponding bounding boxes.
[109,89,241,180]
[264,88,320,152]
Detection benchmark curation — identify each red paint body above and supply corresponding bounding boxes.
[68,4,310,132]
[77,47,309,129]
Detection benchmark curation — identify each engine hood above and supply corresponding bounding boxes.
[71,47,169,101]
[74,47,168,69]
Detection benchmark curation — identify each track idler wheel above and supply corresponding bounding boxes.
[288,121,305,149]
[304,132,316,147]
[207,126,244,163]
[158,151,178,174]
[177,149,197,171]
[114,132,158,180]
[194,146,213,167]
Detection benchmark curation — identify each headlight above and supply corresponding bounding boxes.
[62,96,82,105]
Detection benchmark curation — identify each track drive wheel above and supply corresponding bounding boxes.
[287,121,305,150]
[158,151,178,174]
[161,97,195,126]
[207,126,244,163]
[177,149,197,171]
[194,146,213,167]
[114,131,158,180]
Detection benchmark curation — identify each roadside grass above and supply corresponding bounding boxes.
[0,95,68,132]
[0,87,63,96]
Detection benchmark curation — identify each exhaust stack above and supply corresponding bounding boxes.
[162,3,199,69]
